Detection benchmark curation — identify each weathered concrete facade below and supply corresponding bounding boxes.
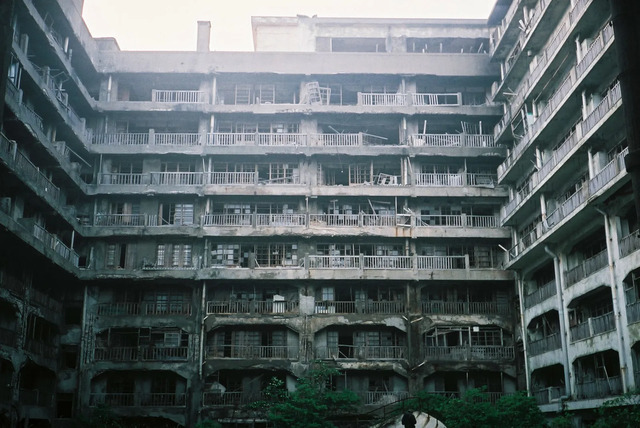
[0,0,635,427]
[488,0,640,425]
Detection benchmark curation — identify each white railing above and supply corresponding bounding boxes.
[309,214,359,227]
[411,133,496,148]
[581,81,622,135]
[150,172,204,186]
[208,171,257,185]
[412,92,461,106]
[308,255,360,269]
[152,89,206,103]
[257,133,306,146]
[94,214,146,226]
[100,173,146,185]
[154,132,202,146]
[202,213,252,227]
[417,255,466,270]
[415,173,463,187]
[363,255,412,269]
[358,93,407,106]
[256,213,306,226]
[93,133,149,145]
[207,132,256,146]
[310,133,361,146]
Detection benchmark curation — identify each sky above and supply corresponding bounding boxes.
[81,0,497,52]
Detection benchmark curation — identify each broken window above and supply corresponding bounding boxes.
[159,203,194,225]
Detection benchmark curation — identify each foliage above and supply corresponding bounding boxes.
[253,361,360,428]
[405,388,546,428]
[72,404,122,428]
[591,391,640,428]
[195,420,223,428]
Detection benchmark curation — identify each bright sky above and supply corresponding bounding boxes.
[81,0,497,52]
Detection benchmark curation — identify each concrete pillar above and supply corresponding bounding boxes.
[196,21,211,52]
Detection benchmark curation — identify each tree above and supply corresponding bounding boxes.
[405,388,546,428]
[591,391,640,428]
[254,361,360,428]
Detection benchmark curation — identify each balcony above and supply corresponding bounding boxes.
[356,92,462,107]
[619,230,640,258]
[359,390,410,405]
[205,345,298,360]
[528,333,561,356]
[208,132,306,147]
[569,311,615,342]
[89,392,186,407]
[565,249,608,288]
[313,300,405,314]
[410,133,495,148]
[151,89,207,103]
[533,386,565,405]
[310,132,387,147]
[626,301,640,324]
[93,346,188,362]
[96,302,192,316]
[203,391,262,407]
[316,345,406,360]
[576,375,622,400]
[421,300,511,316]
[206,300,299,315]
[524,280,557,308]
[415,172,496,187]
[423,345,514,361]
[32,223,79,266]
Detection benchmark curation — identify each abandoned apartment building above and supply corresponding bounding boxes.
[0,0,639,426]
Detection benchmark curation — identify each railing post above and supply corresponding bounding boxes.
[464,254,470,270]
[148,128,155,146]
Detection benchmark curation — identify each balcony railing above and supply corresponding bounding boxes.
[151,89,206,103]
[417,255,466,270]
[94,213,146,226]
[570,311,615,342]
[208,171,257,185]
[32,224,79,266]
[576,375,622,399]
[96,302,192,316]
[308,255,360,269]
[203,391,262,406]
[256,213,306,226]
[206,300,299,314]
[415,173,463,187]
[89,392,186,407]
[358,93,407,106]
[359,390,410,405]
[411,133,495,147]
[316,345,406,360]
[93,133,149,145]
[533,386,565,405]
[424,345,514,361]
[528,333,561,356]
[412,92,461,106]
[524,280,557,308]
[421,301,511,316]
[363,255,412,269]
[93,346,188,362]
[565,249,608,287]
[150,172,204,186]
[314,300,405,314]
[13,151,61,203]
[207,132,306,146]
[206,345,298,359]
[627,301,640,324]
[619,230,640,258]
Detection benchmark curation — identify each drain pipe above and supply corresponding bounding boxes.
[515,272,531,394]
[544,246,572,395]
[594,207,629,393]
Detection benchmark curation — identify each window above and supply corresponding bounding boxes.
[106,243,127,269]
[322,287,334,301]
[156,244,192,268]
[160,203,194,225]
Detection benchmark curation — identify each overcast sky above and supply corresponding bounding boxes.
[81,0,497,52]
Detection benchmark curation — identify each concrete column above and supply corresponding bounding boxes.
[587,148,595,178]
[575,36,582,63]
[544,246,572,397]
[598,208,631,392]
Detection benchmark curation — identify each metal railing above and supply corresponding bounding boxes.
[93,346,188,362]
[415,173,463,187]
[308,255,360,269]
[358,93,407,106]
[533,386,565,405]
[206,345,298,359]
[411,133,495,148]
[421,301,511,316]
[256,213,306,226]
[94,213,146,226]
[412,92,461,106]
[313,300,405,314]
[360,391,410,405]
[202,391,262,406]
[570,311,615,342]
[208,171,257,185]
[576,375,622,399]
[417,255,466,270]
[565,249,608,287]
[363,255,412,269]
[92,133,149,145]
[151,89,206,103]
[315,345,406,360]
[527,333,561,356]
[619,230,640,258]
[206,300,298,314]
[524,280,557,308]
[424,345,514,361]
[150,172,204,186]
[89,392,186,407]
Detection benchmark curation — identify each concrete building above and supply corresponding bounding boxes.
[0,0,635,427]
